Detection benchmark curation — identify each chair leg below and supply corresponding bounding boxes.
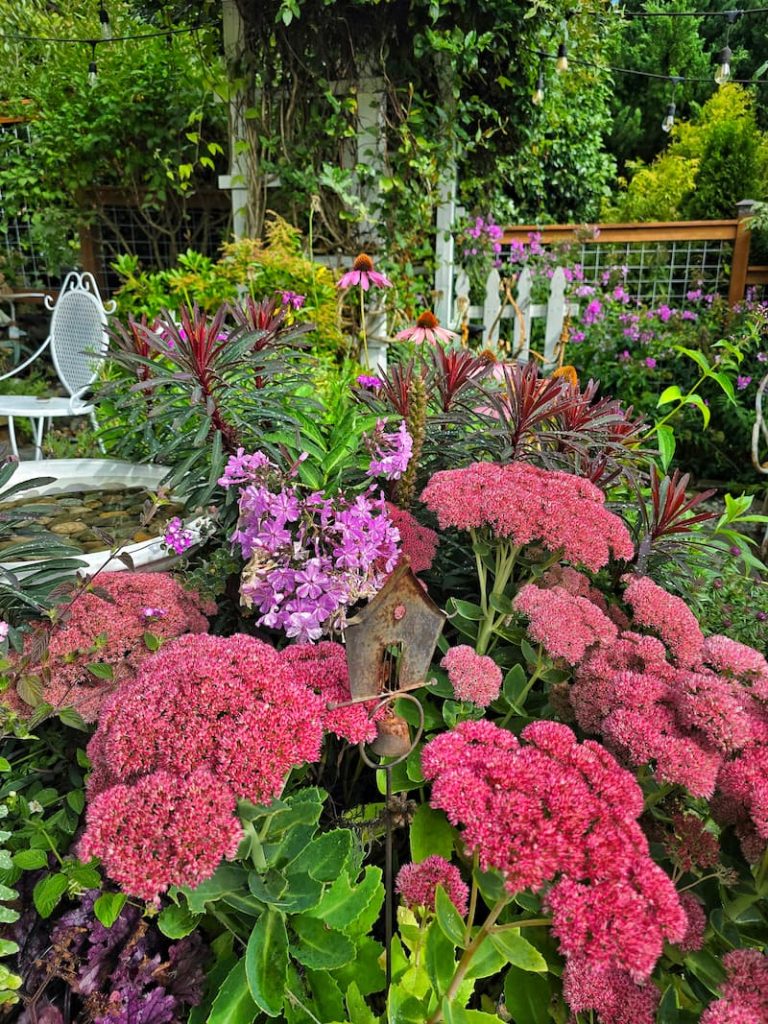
[6,417,19,459]
[90,411,105,454]
[32,418,45,460]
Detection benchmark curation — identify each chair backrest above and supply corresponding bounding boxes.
[49,272,109,397]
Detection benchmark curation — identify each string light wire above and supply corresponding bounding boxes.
[534,48,766,85]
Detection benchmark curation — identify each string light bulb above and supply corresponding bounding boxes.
[714,45,732,85]
[88,41,98,86]
[661,101,676,133]
[532,71,545,105]
[98,0,112,41]
[555,42,569,72]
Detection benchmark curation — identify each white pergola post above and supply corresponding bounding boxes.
[219,0,249,239]
[433,172,456,327]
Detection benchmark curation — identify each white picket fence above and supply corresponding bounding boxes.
[451,264,579,368]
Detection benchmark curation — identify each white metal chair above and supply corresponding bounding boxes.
[0,272,115,460]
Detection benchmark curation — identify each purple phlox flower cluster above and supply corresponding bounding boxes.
[163,517,194,556]
[757,351,767,363]
[366,420,413,481]
[681,310,698,321]
[656,304,674,323]
[228,451,400,641]
[140,607,166,621]
[218,448,273,489]
[737,375,752,391]
[563,264,585,283]
[280,290,305,309]
[575,285,596,299]
[570,329,586,343]
[356,374,383,390]
[583,299,604,326]
[645,357,657,369]
[619,350,631,363]
[687,288,703,302]
[612,286,631,303]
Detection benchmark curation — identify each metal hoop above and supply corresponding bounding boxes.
[358,690,425,769]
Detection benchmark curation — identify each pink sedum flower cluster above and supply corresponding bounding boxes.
[623,574,703,667]
[421,719,686,980]
[563,959,660,1024]
[441,645,502,707]
[385,503,438,574]
[700,949,768,1023]
[420,461,634,571]
[514,584,618,664]
[5,572,214,722]
[395,855,469,916]
[80,633,367,900]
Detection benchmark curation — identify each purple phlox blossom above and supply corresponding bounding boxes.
[645,357,657,369]
[141,608,166,621]
[0,621,8,640]
[527,231,544,255]
[681,310,698,321]
[619,349,631,362]
[757,352,767,363]
[219,448,273,489]
[686,289,703,301]
[575,285,596,299]
[737,375,752,390]
[232,457,400,642]
[570,330,586,343]
[337,253,393,292]
[612,286,630,304]
[582,300,604,326]
[508,240,527,264]
[357,374,383,390]
[281,290,306,309]
[366,420,413,481]
[163,517,194,556]
[623,327,641,341]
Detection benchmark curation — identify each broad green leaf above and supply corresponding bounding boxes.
[58,706,89,732]
[409,805,454,863]
[309,866,383,933]
[290,915,355,970]
[287,829,353,881]
[207,957,258,1024]
[435,885,466,948]
[0,759,10,772]
[245,909,288,1017]
[503,965,551,1024]
[489,930,547,972]
[345,981,378,1024]
[306,968,345,1021]
[184,863,249,914]
[189,933,236,1024]
[93,892,127,928]
[330,936,385,995]
[158,902,201,938]
[85,662,114,681]
[464,935,507,981]
[446,598,484,620]
[64,862,101,888]
[32,873,68,918]
[675,346,710,374]
[684,950,727,995]
[709,371,736,403]
[0,939,19,956]
[12,849,48,871]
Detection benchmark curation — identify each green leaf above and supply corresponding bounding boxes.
[287,829,353,882]
[0,939,19,957]
[446,598,484,620]
[158,902,201,938]
[93,892,127,928]
[409,805,454,863]
[656,424,676,472]
[330,937,385,996]
[12,849,48,870]
[207,957,258,1024]
[0,759,10,772]
[425,919,456,998]
[435,886,466,948]
[309,866,383,933]
[503,965,551,1024]
[675,346,711,374]
[290,915,355,970]
[684,950,727,995]
[245,909,288,1017]
[65,862,101,888]
[683,393,710,428]
[85,662,114,681]
[58,706,89,731]
[489,930,547,972]
[464,935,507,981]
[184,863,249,914]
[15,674,43,708]
[345,981,378,1024]
[143,631,162,652]
[306,968,345,1021]
[657,385,683,407]
[66,789,85,813]
[32,873,68,918]
[189,933,236,1024]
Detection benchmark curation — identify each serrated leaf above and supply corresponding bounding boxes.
[93,892,127,928]
[245,909,288,1017]
[32,873,68,918]
[85,662,114,681]
[207,957,258,1024]
[290,915,355,969]
[58,706,88,732]
[286,829,353,882]
[12,849,48,870]
[15,674,43,707]
[157,902,201,938]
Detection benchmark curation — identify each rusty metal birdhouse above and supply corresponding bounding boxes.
[345,560,446,756]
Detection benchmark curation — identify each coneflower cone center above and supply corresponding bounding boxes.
[416,311,439,329]
[353,253,374,272]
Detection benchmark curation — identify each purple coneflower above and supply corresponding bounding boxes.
[337,253,392,291]
[395,310,457,346]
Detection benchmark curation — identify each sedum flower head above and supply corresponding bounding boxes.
[420,461,634,571]
[396,856,469,916]
[441,645,502,707]
[514,583,618,664]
